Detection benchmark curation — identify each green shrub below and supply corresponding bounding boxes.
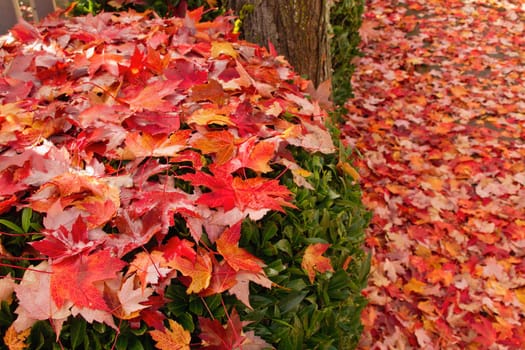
[330,0,364,106]
[238,144,371,349]
[0,3,368,349]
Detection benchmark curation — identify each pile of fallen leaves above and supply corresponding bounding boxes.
[0,7,367,349]
[345,0,525,348]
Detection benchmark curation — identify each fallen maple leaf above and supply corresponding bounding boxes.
[234,137,275,173]
[31,215,97,262]
[190,79,227,105]
[166,248,213,294]
[50,250,126,311]
[127,250,172,288]
[117,275,154,317]
[0,274,16,303]
[211,41,238,59]
[301,243,334,283]
[123,130,191,158]
[3,325,30,350]
[13,261,72,335]
[149,319,191,350]
[198,308,244,349]
[122,79,181,112]
[228,270,272,308]
[191,130,236,165]
[180,164,296,219]
[241,330,273,350]
[216,222,264,273]
[199,258,238,297]
[28,172,120,228]
[358,19,383,44]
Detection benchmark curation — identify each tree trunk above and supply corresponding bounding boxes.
[225,0,331,87]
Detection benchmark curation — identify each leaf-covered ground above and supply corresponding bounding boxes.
[343,0,524,348]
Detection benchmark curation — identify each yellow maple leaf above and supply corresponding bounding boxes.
[3,325,30,350]
[514,288,525,310]
[338,161,361,181]
[403,278,426,295]
[211,41,238,59]
[187,108,235,127]
[149,319,191,350]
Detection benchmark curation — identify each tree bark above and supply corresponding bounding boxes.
[225,0,331,87]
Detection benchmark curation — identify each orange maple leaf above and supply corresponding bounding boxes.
[301,243,334,283]
[127,250,170,289]
[166,248,212,294]
[191,130,236,165]
[236,137,275,173]
[3,325,30,350]
[28,172,120,228]
[190,79,227,105]
[216,222,264,273]
[123,129,191,158]
[149,319,191,350]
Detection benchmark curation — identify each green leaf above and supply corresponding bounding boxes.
[178,312,195,333]
[262,222,278,243]
[115,332,128,350]
[130,323,149,336]
[278,291,308,314]
[0,219,24,234]
[127,337,145,350]
[274,239,292,256]
[70,317,87,348]
[21,207,32,233]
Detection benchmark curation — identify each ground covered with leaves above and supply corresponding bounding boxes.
[344,0,524,348]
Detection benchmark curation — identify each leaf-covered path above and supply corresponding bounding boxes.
[343,0,524,348]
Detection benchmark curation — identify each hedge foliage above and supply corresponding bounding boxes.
[0,1,368,349]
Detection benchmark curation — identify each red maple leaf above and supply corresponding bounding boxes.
[233,137,275,173]
[31,215,97,261]
[180,164,296,215]
[162,236,196,262]
[229,101,264,137]
[199,258,237,297]
[138,295,169,331]
[121,79,181,112]
[50,250,126,311]
[198,308,245,350]
[0,194,17,215]
[164,59,208,89]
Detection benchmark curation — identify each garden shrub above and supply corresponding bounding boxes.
[0,3,369,350]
